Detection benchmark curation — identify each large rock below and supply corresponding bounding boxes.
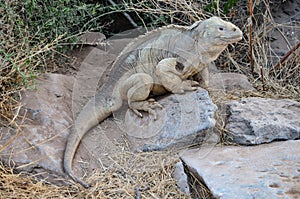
[0,73,122,184]
[0,74,74,177]
[180,140,300,199]
[225,97,300,145]
[119,88,218,151]
[0,47,117,182]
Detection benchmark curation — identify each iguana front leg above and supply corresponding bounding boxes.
[120,58,202,119]
[155,58,199,94]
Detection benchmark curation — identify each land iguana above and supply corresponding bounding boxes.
[63,16,243,188]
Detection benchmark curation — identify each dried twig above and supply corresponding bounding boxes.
[270,42,300,75]
[249,0,254,75]
[260,68,265,91]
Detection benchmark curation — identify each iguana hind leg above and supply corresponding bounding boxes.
[123,73,162,119]
[155,58,199,94]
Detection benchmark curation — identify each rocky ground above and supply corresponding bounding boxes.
[0,1,299,198]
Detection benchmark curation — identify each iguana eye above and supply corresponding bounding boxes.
[218,27,225,31]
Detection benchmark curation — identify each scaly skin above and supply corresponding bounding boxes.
[63,16,243,188]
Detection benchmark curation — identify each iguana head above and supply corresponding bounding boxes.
[192,16,243,45]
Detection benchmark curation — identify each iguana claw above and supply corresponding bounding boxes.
[129,98,163,120]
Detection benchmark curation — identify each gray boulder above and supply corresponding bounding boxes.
[209,72,255,92]
[121,88,218,151]
[225,97,300,145]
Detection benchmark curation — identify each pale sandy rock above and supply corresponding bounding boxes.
[0,74,74,176]
[0,48,117,183]
[180,140,300,199]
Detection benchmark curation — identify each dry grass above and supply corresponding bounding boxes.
[0,151,199,198]
[0,162,73,198]
[216,1,300,101]
[0,0,299,198]
[0,1,64,130]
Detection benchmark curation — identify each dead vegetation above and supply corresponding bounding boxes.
[0,151,196,198]
[0,0,299,198]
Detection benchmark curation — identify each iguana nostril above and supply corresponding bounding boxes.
[233,27,237,31]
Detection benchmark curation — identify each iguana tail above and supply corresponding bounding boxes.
[63,90,122,188]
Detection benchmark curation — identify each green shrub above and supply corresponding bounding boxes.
[0,0,106,124]
[205,0,239,14]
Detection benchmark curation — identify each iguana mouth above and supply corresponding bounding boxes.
[220,35,242,42]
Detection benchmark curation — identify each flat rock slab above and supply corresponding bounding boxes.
[117,88,218,151]
[225,97,300,145]
[181,140,300,199]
